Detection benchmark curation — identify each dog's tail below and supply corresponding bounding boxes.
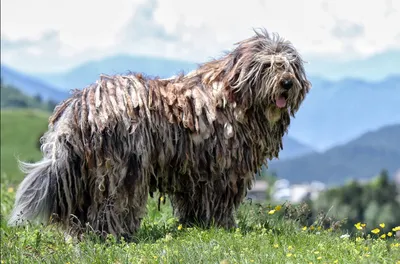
[8,158,56,226]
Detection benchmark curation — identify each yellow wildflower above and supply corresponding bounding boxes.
[273,244,279,248]
[7,187,14,193]
[286,253,293,257]
[380,234,386,239]
[310,226,315,230]
[379,223,385,228]
[317,256,322,260]
[268,209,276,215]
[250,260,254,263]
[178,224,183,231]
[317,226,321,230]
[314,251,320,254]
[388,232,393,237]
[361,223,366,227]
[356,237,363,242]
[334,260,338,263]
[302,226,307,231]
[274,205,282,211]
[392,226,400,232]
[160,196,164,202]
[354,222,365,230]
[288,246,293,250]
[371,228,380,234]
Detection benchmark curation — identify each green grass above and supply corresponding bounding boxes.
[1,109,399,263]
[1,184,399,264]
[1,109,49,184]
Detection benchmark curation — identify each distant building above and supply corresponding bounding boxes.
[246,180,268,201]
[273,180,326,203]
[246,179,327,203]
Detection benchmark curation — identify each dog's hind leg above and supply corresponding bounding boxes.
[84,156,150,241]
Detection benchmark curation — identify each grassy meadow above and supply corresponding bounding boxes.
[1,109,49,184]
[1,109,400,263]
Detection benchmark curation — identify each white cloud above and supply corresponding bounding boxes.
[1,0,141,49]
[1,0,399,73]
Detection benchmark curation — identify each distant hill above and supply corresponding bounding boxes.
[0,64,69,103]
[36,54,197,90]
[267,124,400,185]
[1,84,56,111]
[279,136,315,160]
[305,49,400,82]
[289,74,400,150]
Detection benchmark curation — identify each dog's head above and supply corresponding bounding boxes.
[224,28,311,121]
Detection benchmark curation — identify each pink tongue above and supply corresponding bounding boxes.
[276,96,287,108]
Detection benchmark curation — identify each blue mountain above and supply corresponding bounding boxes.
[280,135,316,159]
[267,124,400,185]
[1,65,69,102]
[305,49,400,81]
[37,54,197,90]
[289,75,400,150]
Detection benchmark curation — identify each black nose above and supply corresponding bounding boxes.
[280,79,293,90]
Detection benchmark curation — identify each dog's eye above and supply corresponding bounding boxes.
[264,63,271,68]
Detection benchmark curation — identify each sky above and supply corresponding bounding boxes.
[1,0,400,74]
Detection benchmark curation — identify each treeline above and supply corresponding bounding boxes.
[1,81,57,112]
[260,169,400,234]
[309,169,400,233]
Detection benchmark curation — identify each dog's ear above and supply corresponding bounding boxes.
[292,62,311,93]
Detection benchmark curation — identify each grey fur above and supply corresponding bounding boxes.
[8,28,311,239]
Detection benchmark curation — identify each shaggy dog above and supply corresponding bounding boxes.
[8,29,311,239]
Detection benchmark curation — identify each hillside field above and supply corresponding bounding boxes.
[1,109,49,184]
[1,184,399,263]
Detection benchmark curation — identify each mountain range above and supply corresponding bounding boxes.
[304,49,400,81]
[0,65,68,102]
[289,74,400,150]
[1,53,399,152]
[36,54,197,91]
[267,124,400,185]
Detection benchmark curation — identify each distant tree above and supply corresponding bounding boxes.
[310,170,400,233]
[47,99,58,112]
[34,94,43,103]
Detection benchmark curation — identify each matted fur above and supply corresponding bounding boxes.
[8,29,311,239]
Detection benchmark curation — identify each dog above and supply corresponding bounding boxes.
[8,28,311,239]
